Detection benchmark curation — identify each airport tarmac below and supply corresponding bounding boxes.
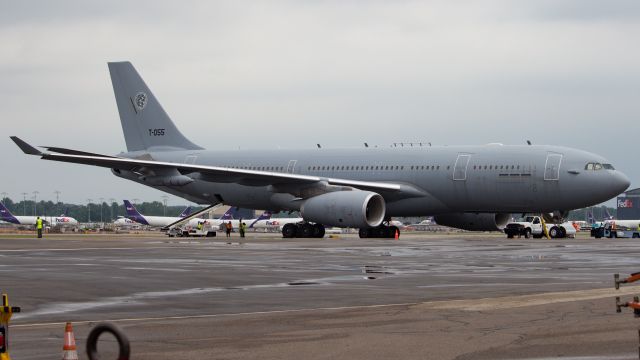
[3,232,640,359]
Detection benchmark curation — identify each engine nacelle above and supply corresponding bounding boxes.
[434,213,510,231]
[301,191,385,228]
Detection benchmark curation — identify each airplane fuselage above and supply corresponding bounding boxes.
[114,144,628,216]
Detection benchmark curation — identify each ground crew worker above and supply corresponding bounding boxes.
[36,216,43,238]
[225,221,233,237]
[239,221,247,238]
[197,221,203,231]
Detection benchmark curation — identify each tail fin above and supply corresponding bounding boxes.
[0,202,20,224]
[179,206,192,217]
[108,62,203,152]
[249,211,272,228]
[123,200,149,225]
[219,207,240,220]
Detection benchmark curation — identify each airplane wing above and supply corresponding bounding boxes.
[10,137,427,199]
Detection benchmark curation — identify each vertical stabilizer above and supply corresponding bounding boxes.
[123,200,149,225]
[179,206,192,217]
[108,62,203,152]
[0,202,20,224]
[249,211,272,228]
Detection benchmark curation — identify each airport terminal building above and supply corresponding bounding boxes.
[617,188,640,220]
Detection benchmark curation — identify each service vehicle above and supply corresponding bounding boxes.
[591,220,640,238]
[504,216,576,239]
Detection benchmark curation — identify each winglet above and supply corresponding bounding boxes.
[10,136,43,155]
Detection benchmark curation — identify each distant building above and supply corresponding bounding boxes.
[617,188,640,220]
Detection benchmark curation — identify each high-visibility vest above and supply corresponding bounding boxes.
[36,218,43,229]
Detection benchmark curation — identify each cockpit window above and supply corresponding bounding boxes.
[584,162,607,171]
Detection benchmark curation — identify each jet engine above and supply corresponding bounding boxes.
[434,213,510,231]
[300,190,385,228]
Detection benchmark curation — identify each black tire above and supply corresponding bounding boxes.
[524,229,532,239]
[549,227,559,239]
[633,233,640,239]
[282,223,297,238]
[301,223,314,238]
[388,226,400,239]
[507,234,514,239]
[532,234,543,239]
[359,228,370,238]
[313,224,325,238]
[558,227,567,238]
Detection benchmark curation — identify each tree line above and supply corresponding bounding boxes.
[0,197,204,223]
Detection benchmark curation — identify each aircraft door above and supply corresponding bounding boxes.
[544,153,562,181]
[286,160,297,174]
[453,154,471,181]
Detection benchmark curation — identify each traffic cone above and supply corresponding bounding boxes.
[394,229,399,240]
[62,322,78,360]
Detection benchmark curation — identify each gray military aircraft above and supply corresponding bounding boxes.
[11,62,630,238]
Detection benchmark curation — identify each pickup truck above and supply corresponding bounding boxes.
[503,216,576,239]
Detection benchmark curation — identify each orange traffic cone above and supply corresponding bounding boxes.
[62,322,78,360]
[394,229,399,240]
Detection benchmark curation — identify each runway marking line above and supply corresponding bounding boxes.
[12,302,419,328]
[13,285,640,329]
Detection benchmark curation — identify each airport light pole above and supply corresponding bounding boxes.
[54,190,61,216]
[32,191,39,216]
[86,198,92,223]
[99,197,104,224]
[21,192,27,215]
[161,195,168,216]
[109,198,116,221]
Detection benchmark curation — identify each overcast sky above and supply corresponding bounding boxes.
[1,0,638,206]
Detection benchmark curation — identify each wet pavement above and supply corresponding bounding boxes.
[2,232,640,359]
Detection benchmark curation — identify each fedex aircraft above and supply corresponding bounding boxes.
[113,203,191,227]
[183,206,241,229]
[120,200,194,228]
[248,211,303,230]
[10,62,630,239]
[0,202,79,227]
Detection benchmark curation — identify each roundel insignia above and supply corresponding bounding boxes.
[134,92,148,110]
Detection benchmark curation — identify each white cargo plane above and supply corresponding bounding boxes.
[0,202,79,227]
[120,200,194,228]
[10,62,631,239]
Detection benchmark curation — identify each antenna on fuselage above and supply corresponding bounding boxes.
[526,140,532,145]
[364,143,369,148]
[316,144,321,149]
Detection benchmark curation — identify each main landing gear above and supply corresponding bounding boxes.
[359,223,400,239]
[282,222,325,238]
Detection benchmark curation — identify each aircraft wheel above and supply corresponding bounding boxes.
[389,226,400,239]
[313,224,325,238]
[359,228,370,238]
[549,227,559,238]
[301,223,314,237]
[282,223,297,238]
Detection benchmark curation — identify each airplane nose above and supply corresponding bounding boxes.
[615,171,631,193]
